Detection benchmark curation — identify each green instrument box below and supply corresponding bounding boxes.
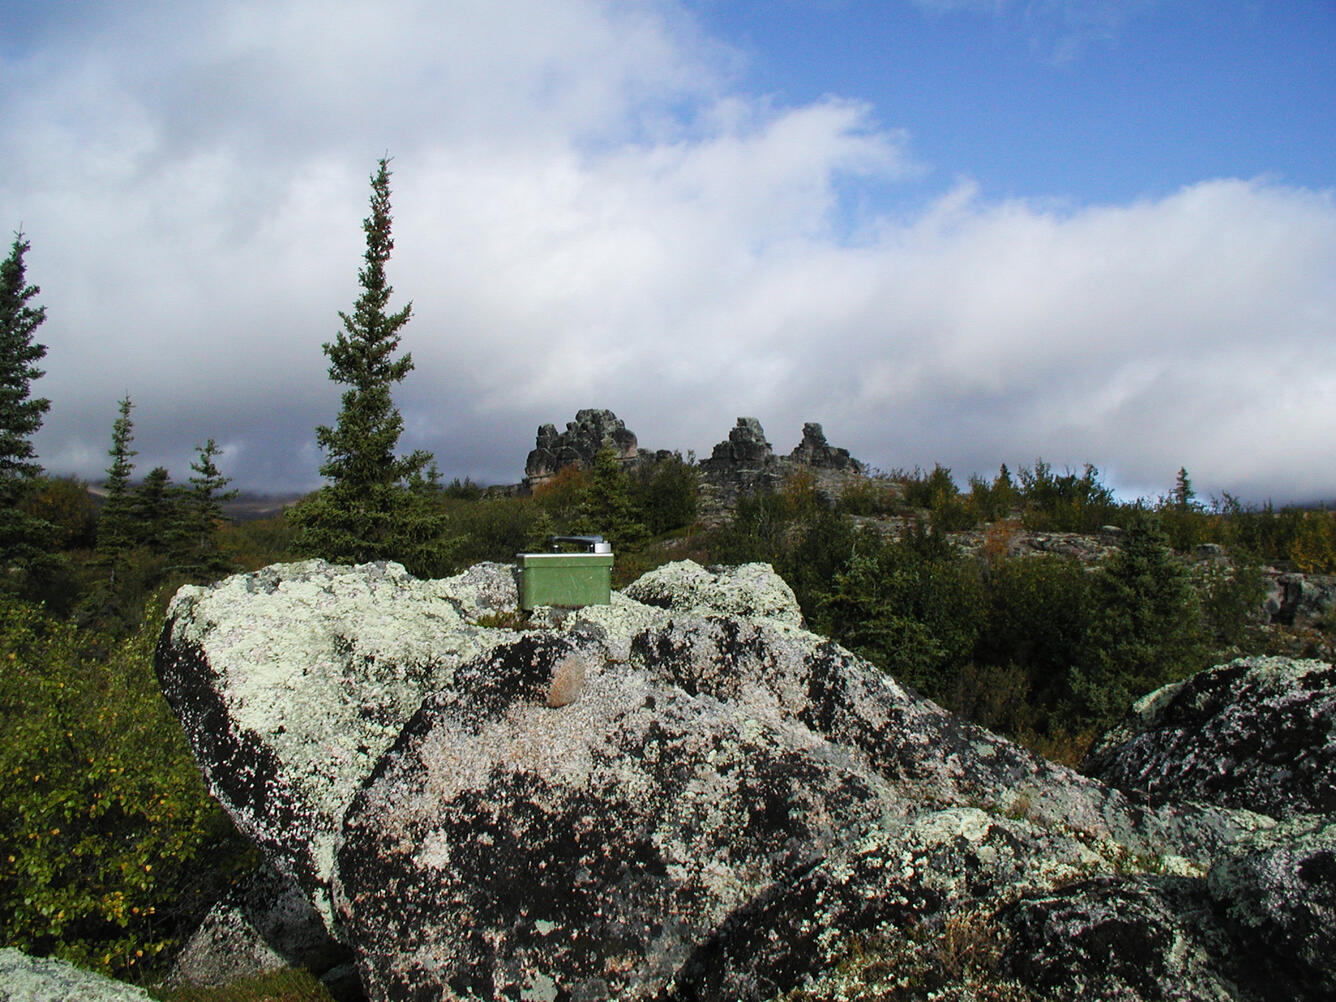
[517,552,614,609]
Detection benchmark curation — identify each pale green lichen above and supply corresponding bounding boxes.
[166,560,527,930]
[0,948,156,1002]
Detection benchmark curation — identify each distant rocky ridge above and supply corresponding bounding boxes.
[522,409,865,513]
[153,558,1335,1001]
[524,409,644,488]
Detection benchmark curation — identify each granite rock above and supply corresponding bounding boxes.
[1083,656,1336,818]
[154,560,1332,1001]
[0,949,155,1002]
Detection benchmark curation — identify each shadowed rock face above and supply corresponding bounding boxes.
[787,422,862,472]
[156,560,1334,1002]
[524,408,640,487]
[1084,657,1336,818]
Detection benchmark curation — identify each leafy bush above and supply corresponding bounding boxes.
[837,474,901,516]
[975,553,1095,718]
[1017,461,1120,532]
[0,595,256,981]
[443,496,550,566]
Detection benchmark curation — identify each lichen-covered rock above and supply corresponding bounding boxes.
[1083,656,1336,818]
[154,559,519,931]
[1270,572,1336,628]
[621,561,804,627]
[996,877,1241,1002]
[156,560,1333,1002]
[1207,814,1336,998]
[333,633,902,1001]
[328,580,1262,1000]
[0,949,155,1002]
[164,862,355,996]
[662,808,1113,1001]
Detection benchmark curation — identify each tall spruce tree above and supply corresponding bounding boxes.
[0,230,55,578]
[292,158,443,568]
[183,438,237,576]
[95,395,138,577]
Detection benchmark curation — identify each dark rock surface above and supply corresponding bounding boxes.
[698,418,866,516]
[1084,656,1336,818]
[1206,814,1336,999]
[156,560,1332,1001]
[1267,572,1336,628]
[164,862,360,999]
[700,417,776,473]
[787,422,862,472]
[524,408,639,488]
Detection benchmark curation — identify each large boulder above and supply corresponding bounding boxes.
[156,560,1330,1001]
[155,559,520,931]
[1206,814,1336,999]
[1083,656,1336,818]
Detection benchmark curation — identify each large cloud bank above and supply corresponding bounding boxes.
[2,0,1333,501]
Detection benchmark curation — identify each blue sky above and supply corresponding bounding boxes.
[2,0,1334,502]
[693,0,1336,206]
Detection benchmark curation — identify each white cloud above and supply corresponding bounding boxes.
[2,0,1333,503]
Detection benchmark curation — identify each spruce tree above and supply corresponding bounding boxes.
[130,466,183,552]
[183,438,237,576]
[95,395,138,577]
[292,158,444,568]
[0,230,55,578]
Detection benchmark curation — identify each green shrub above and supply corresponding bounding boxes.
[976,553,1095,716]
[837,474,901,516]
[1017,461,1120,532]
[0,595,256,981]
[630,452,698,535]
[1072,510,1208,723]
[443,496,549,567]
[818,525,985,697]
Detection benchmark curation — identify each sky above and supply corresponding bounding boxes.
[2,0,1334,503]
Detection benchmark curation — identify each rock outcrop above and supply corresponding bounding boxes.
[698,418,865,515]
[524,409,639,488]
[787,422,861,472]
[1267,572,1336,629]
[520,412,866,513]
[700,417,776,473]
[156,560,1333,1001]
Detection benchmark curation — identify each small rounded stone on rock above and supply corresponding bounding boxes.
[547,652,587,707]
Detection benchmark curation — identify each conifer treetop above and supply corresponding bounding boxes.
[0,230,51,486]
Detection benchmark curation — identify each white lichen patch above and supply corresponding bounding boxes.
[164,561,527,924]
[621,560,804,627]
[0,948,157,1001]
